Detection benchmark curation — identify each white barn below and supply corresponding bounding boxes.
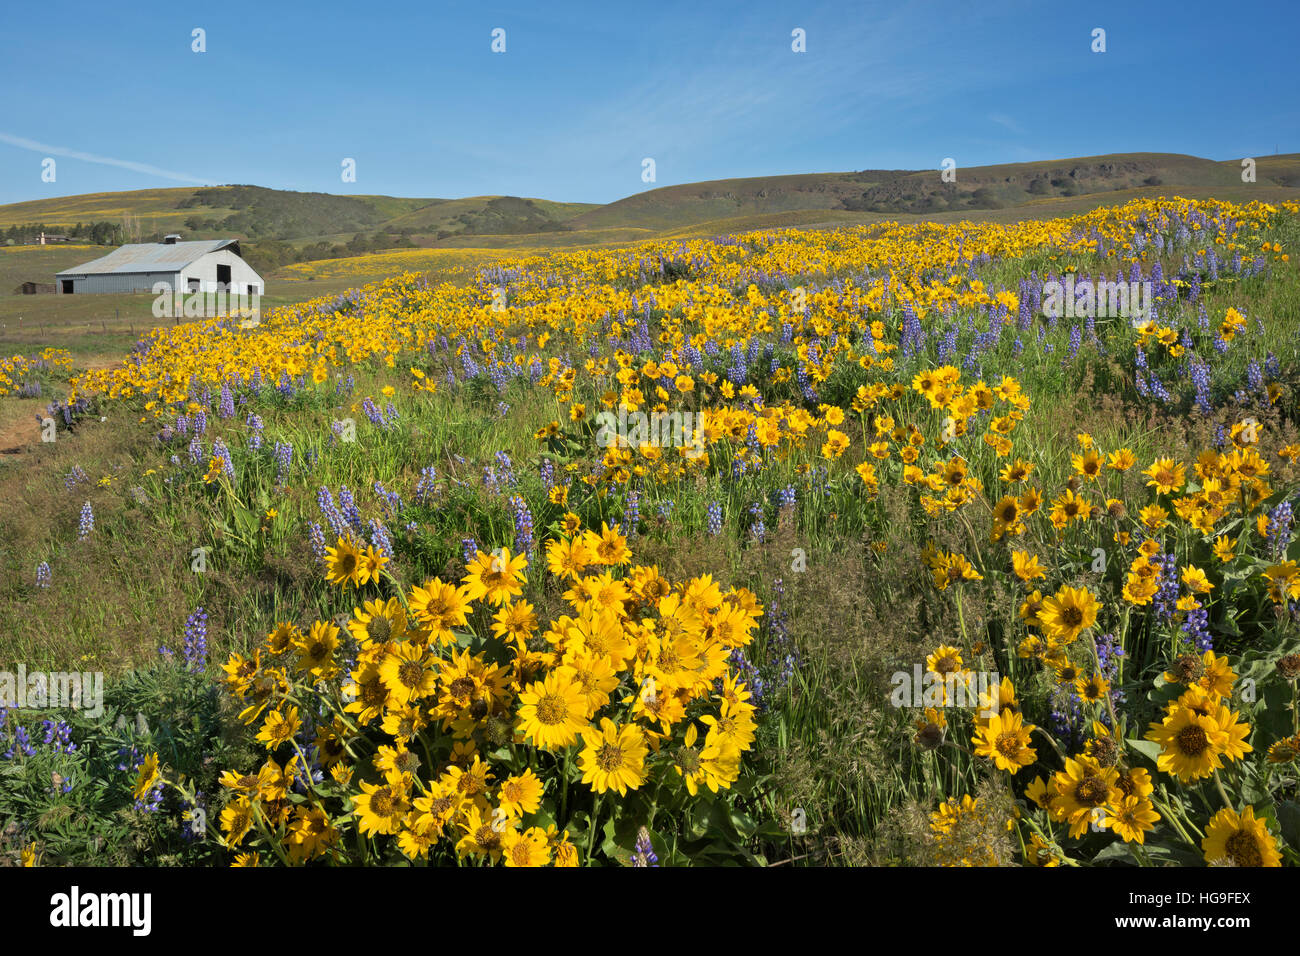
[55,236,264,296]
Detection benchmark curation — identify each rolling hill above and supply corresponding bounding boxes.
[568,153,1300,231]
[1,152,1296,268]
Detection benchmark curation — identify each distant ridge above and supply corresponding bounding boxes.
[2,153,1296,268]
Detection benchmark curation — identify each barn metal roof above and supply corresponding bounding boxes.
[56,239,241,276]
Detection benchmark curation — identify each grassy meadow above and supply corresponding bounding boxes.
[2,194,1300,868]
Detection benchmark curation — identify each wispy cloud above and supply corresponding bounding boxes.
[988,113,1027,136]
[0,132,214,185]
[570,7,944,177]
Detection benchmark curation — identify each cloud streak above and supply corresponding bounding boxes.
[988,113,1027,136]
[0,132,214,185]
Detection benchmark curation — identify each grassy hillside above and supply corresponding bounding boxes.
[0,185,595,242]
[571,153,1300,231]
[382,195,598,237]
[0,187,219,233]
[6,153,1294,253]
[564,171,886,232]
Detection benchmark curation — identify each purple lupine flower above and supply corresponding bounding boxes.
[763,577,798,704]
[461,537,479,565]
[414,465,438,505]
[374,481,403,517]
[493,451,516,488]
[1153,552,1179,624]
[706,501,723,536]
[777,485,797,510]
[361,397,384,426]
[510,495,535,558]
[35,562,51,588]
[621,490,641,538]
[317,487,349,539]
[135,781,164,813]
[309,522,328,563]
[115,744,140,773]
[182,607,208,673]
[78,502,94,540]
[41,718,76,754]
[1048,684,1084,750]
[1182,605,1212,654]
[1189,358,1212,414]
[218,382,235,419]
[630,827,659,867]
[937,325,959,362]
[366,519,394,559]
[726,643,764,698]
[1267,500,1294,557]
[1247,359,1265,397]
[338,486,365,535]
[3,725,37,759]
[212,438,235,480]
[274,440,293,484]
[246,413,264,451]
[900,303,925,359]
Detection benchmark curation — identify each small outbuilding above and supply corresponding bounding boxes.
[55,236,264,296]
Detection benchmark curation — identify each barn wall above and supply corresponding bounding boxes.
[178,250,265,295]
[64,271,181,294]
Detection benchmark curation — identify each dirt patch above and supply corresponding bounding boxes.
[0,356,122,455]
[80,356,124,372]
[0,398,45,454]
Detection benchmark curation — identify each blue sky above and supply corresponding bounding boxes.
[2,0,1297,206]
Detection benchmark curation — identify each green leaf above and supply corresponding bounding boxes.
[729,809,758,838]
[1125,737,1162,767]
[1277,801,1300,851]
